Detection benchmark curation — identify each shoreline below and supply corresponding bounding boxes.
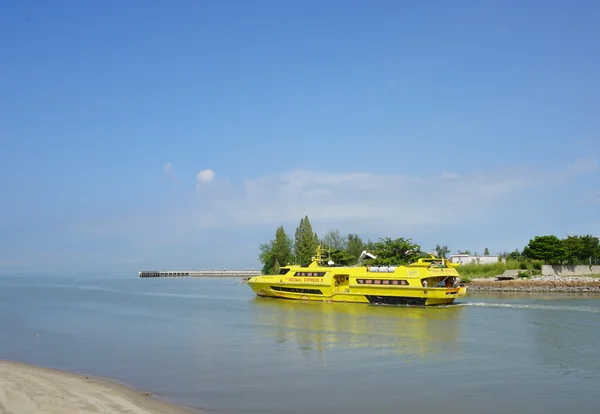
[465,275,600,292]
[0,360,202,414]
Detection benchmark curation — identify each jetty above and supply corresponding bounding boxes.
[138,270,261,278]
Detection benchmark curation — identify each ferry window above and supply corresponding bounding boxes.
[279,268,289,275]
[294,272,326,277]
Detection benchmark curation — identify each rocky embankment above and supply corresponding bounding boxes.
[467,276,600,292]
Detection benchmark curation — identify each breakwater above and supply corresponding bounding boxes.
[468,276,600,292]
[139,270,261,278]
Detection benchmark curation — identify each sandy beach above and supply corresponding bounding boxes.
[467,275,600,292]
[0,361,201,414]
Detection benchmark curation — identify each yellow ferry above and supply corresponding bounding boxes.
[247,246,467,306]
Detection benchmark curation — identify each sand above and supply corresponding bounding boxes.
[0,361,201,414]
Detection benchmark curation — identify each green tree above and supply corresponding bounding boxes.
[322,229,345,250]
[484,247,490,256]
[563,235,583,265]
[508,249,521,260]
[364,239,376,251]
[370,237,423,265]
[325,248,358,266]
[294,215,319,266]
[258,225,293,274]
[345,233,365,260]
[273,225,293,266]
[522,235,566,264]
[434,244,450,259]
[579,234,600,265]
[563,234,600,265]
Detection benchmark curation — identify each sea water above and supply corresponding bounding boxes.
[1,275,599,413]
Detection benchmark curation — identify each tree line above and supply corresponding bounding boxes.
[259,215,427,275]
[435,234,600,266]
[513,235,600,265]
[258,216,600,274]
[426,236,599,266]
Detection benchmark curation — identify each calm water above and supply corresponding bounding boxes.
[1,275,599,413]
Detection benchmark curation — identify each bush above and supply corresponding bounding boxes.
[505,259,522,270]
[532,261,543,270]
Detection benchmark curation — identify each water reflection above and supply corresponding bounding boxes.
[250,297,465,361]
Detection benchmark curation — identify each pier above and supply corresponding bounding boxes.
[138,270,261,278]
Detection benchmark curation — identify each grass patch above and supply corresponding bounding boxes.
[456,259,544,279]
[458,262,508,278]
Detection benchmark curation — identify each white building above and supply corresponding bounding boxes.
[448,254,499,265]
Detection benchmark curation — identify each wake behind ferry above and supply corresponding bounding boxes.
[247,246,468,306]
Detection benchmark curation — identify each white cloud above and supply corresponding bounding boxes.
[77,157,599,251]
[163,162,176,179]
[565,156,597,174]
[196,169,215,187]
[439,172,460,180]
[178,167,543,234]
[40,155,594,273]
[180,157,597,234]
[234,172,515,227]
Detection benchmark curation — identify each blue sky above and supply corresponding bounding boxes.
[1,0,599,274]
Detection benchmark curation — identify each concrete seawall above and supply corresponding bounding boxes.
[542,265,600,277]
[139,270,261,278]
